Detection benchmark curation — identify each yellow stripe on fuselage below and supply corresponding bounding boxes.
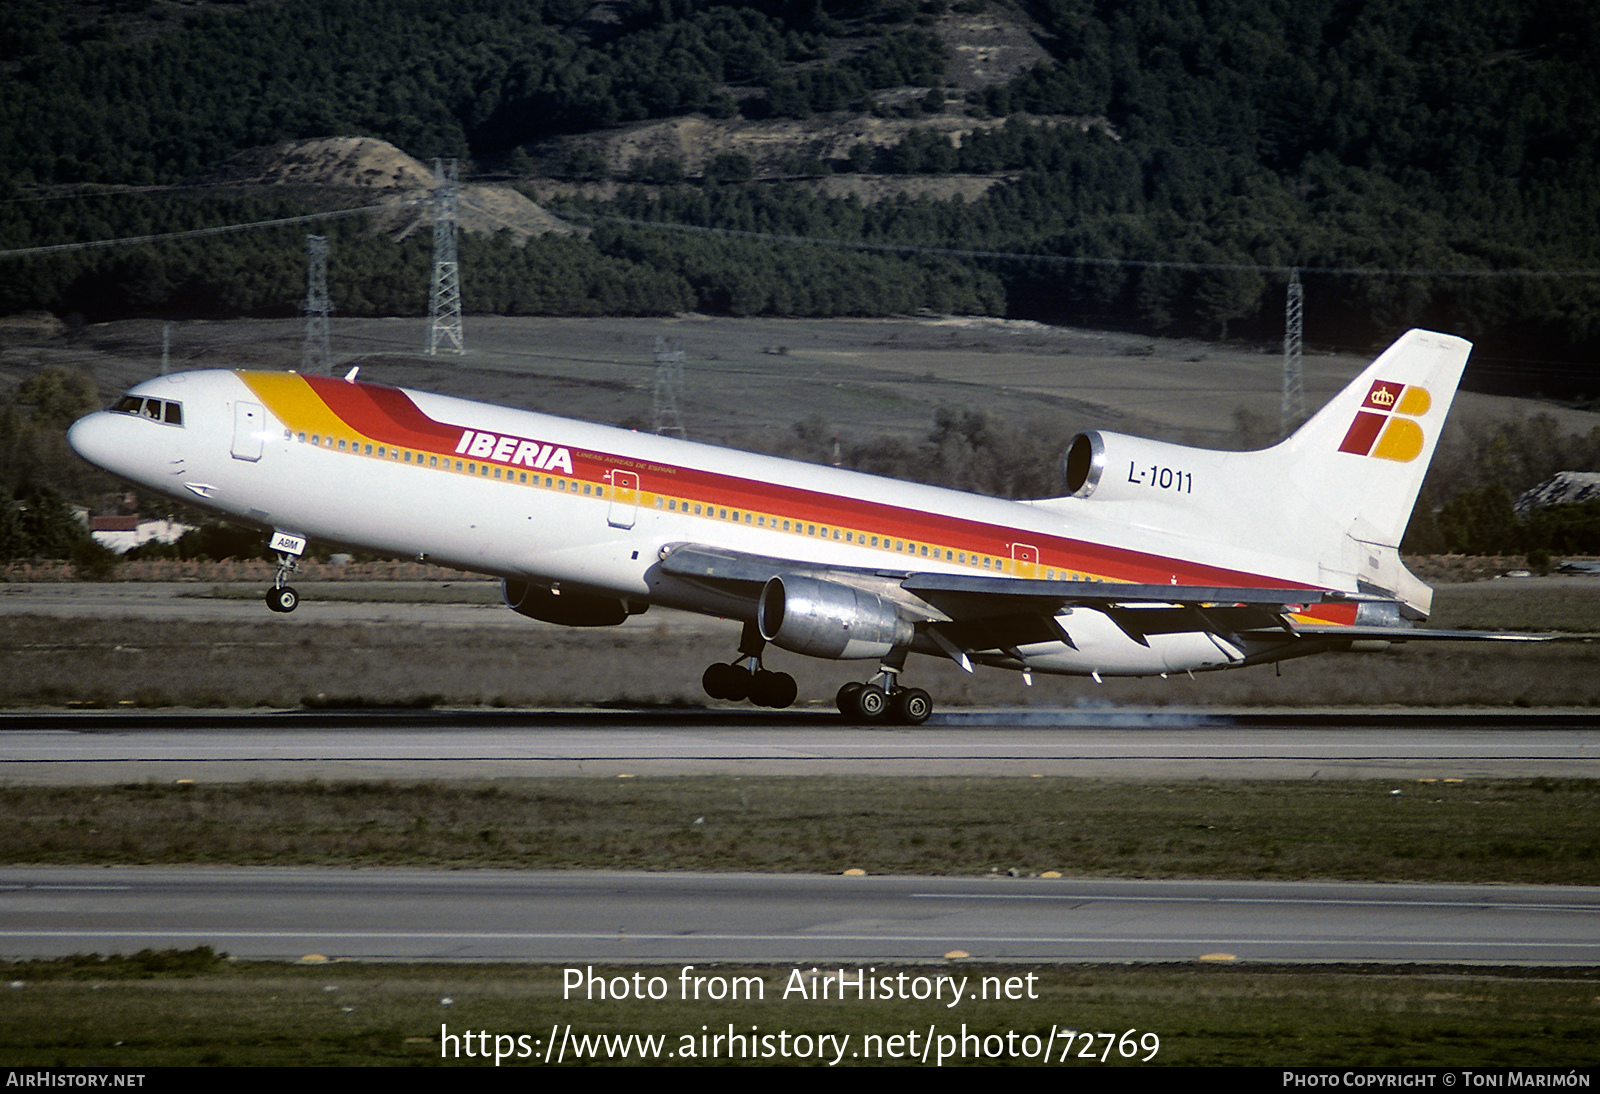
[231,373,1302,607]
[239,372,366,443]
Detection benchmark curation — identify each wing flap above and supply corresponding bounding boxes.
[926,612,1072,653]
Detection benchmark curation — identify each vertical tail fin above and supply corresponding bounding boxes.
[1280,329,1470,550]
[1273,329,1470,612]
[1037,329,1469,615]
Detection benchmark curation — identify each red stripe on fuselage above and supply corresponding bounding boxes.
[300,378,1352,624]
[303,375,463,451]
[644,456,1339,597]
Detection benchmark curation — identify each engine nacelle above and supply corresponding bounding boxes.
[758,575,915,660]
[502,578,638,627]
[1063,429,1231,502]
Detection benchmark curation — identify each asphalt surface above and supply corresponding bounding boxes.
[3,867,1596,964]
[5,584,1597,969]
[3,708,1598,781]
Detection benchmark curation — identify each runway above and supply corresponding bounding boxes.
[3,866,1596,964]
[2,709,1598,782]
[4,709,1597,967]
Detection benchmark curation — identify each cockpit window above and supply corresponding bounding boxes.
[112,394,183,426]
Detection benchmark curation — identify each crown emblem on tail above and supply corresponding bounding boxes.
[1340,379,1431,462]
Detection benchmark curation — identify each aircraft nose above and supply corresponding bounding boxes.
[67,412,123,473]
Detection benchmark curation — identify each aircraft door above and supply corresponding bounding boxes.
[1010,542,1040,578]
[231,402,265,462]
[606,469,639,529]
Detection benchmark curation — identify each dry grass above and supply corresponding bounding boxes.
[2,956,1596,1067]
[3,777,1597,884]
[1,606,1597,710]
[1430,576,1600,632]
[2,570,1597,711]
[2,559,494,583]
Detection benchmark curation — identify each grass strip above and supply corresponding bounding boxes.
[2,951,1596,1067]
[5,612,1600,708]
[4,777,1598,884]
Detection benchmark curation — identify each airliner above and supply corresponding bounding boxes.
[67,328,1526,723]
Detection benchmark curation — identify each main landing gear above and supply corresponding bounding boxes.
[264,531,306,614]
[702,622,798,709]
[835,664,933,726]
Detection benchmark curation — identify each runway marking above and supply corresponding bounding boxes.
[22,884,133,892]
[2,930,1597,950]
[5,754,1591,763]
[911,893,1600,913]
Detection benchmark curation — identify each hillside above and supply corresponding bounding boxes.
[1,0,1598,395]
[195,137,575,242]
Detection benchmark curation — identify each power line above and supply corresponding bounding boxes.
[0,203,397,260]
[561,210,1600,281]
[0,179,354,206]
[0,167,506,207]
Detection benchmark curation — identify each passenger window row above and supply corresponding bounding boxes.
[274,426,1104,579]
[286,428,585,494]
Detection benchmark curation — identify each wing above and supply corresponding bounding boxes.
[901,571,1555,645]
[658,543,1557,673]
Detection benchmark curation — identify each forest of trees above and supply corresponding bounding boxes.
[0,367,118,567]
[3,0,1599,386]
[4,0,1600,560]
[0,0,954,183]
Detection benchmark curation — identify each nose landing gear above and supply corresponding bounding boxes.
[264,530,306,614]
[266,583,299,613]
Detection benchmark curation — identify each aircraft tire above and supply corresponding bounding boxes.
[701,663,728,699]
[855,686,887,720]
[702,662,751,701]
[890,687,932,725]
[267,586,298,613]
[751,670,797,709]
[722,665,752,702]
[836,682,864,716]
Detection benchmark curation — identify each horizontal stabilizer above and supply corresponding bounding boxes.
[1274,624,1559,643]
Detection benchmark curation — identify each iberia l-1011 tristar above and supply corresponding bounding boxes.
[67,328,1535,724]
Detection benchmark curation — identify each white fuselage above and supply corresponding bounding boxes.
[67,367,1359,678]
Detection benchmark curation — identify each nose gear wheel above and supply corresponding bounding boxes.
[265,548,300,614]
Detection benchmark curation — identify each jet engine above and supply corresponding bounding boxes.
[503,578,636,627]
[1063,429,1228,502]
[757,575,915,660]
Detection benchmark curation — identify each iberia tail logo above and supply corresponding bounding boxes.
[1338,380,1432,462]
